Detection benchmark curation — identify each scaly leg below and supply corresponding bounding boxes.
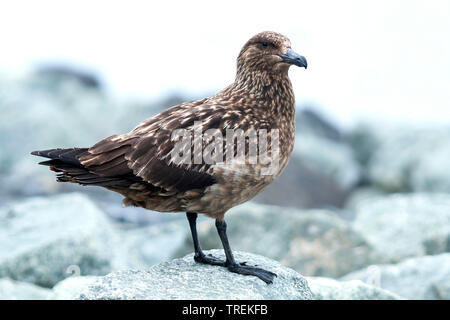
[215,219,277,284]
[186,212,224,266]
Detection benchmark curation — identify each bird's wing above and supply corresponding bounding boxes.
[79,100,234,192]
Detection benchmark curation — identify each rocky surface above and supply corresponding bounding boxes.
[343,187,386,211]
[0,278,51,300]
[49,270,403,300]
[77,250,313,300]
[49,275,99,300]
[342,253,450,300]
[120,219,187,268]
[350,124,450,193]
[0,193,130,287]
[307,277,402,300]
[255,157,351,209]
[293,133,361,191]
[174,202,382,278]
[352,193,450,261]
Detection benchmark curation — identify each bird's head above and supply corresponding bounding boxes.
[237,31,307,78]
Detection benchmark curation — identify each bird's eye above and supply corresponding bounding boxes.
[261,41,269,48]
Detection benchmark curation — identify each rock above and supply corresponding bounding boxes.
[50,276,99,300]
[307,277,402,300]
[174,202,382,278]
[0,193,129,287]
[352,193,450,261]
[255,156,351,208]
[120,219,187,268]
[342,253,450,300]
[354,124,450,193]
[296,108,342,142]
[293,134,361,191]
[344,187,386,212]
[35,65,102,90]
[432,281,450,300]
[346,122,380,167]
[256,134,361,209]
[77,250,313,300]
[410,144,450,193]
[0,278,51,300]
[254,157,348,208]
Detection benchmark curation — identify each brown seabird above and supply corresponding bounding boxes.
[31,31,307,284]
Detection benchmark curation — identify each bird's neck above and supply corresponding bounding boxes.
[235,69,287,92]
[228,70,296,118]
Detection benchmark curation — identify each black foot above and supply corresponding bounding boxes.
[194,253,225,266]
[227,263,277,284]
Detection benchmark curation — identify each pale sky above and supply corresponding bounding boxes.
[1,0,449,127]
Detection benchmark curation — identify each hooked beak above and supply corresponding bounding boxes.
[278,49,307,69]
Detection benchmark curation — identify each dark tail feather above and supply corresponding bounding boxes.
[31,147,136,187]
[31,148,89,166]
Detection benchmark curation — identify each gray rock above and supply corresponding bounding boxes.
[344,187,386,212]
[0,278,51,300]
[352,193,450,261]
[293,133,361,191]
[432,281,450,300]
[50,276,99,300]
[77,250,313,300]
[355,124,450,193]
[296,108,342,142]
[174,202,381,278]
[347,122,380,167]
[307,277,402,300]
[35,65,102,90]
[0,193,128,287]
[120,219,187,268]
[255,156,351,208]
[256,133,361,209]
[342,253,450,300]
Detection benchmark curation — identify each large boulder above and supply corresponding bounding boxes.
[174,202,382,278]
[350,123,450,193]
[293,133,361,191]
[342,253,450,300]
[352,193,450,261]
[119,219,188,268]
[255,157,352,209]
[0,193,130,287]
[307,277,402,300]
[77,250,313,300]
[295,108,343,142]
[0,278,51,300]
[344,187,386,212]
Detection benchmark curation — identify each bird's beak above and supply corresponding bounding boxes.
[278,49,307,69]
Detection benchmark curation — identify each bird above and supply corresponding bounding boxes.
[31,31,307,284]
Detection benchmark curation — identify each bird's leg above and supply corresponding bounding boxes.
[186,212,224,266]
[215,219,277,284]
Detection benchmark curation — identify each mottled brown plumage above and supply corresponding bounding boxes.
[31,31,307,284]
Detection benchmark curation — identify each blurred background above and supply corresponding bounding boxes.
[0,0,449,299]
